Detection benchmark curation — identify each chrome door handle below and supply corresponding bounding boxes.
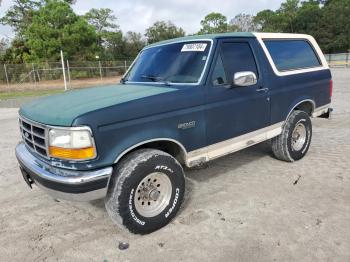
[256,87,269,92]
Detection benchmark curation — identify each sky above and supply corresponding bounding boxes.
[0,0,285,40]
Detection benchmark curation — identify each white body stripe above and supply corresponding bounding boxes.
[186,122,283,167]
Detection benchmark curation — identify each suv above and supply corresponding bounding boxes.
[15,32,332,234]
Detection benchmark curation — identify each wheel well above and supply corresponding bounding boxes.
[294,101,314,116]
[116,140,187,165]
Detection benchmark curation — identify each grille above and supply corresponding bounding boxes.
[19,116,49,158]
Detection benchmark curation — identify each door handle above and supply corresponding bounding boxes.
[256,87,269,93]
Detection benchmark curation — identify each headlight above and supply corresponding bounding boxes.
[48,127,96,161]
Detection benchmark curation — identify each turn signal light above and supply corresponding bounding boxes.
[49,146,95,160]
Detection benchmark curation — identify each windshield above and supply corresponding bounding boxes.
[125,41,211,84]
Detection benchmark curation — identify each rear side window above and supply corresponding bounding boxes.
[264,40,321,71]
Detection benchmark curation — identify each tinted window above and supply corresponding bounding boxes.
[264,40,321,71]
[126,41,211,84]
[220,42,258,82]
[212,54,227,85]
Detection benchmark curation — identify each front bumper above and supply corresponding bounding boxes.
[15,142,113,201]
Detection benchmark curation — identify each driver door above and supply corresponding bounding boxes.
[205,39,270,148]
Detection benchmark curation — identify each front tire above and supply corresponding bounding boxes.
[105,149,185,234]
[272,110,312,162]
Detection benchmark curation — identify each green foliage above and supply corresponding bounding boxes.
[145,21,185,44]
[124,31,146,58]
[318,0,350,52]
[1,38,29,63]
[279,0,300,32]
[0,0,43,37]
[254,10,280,32]
[23,0,98,62]
[84,8,123,60]
[84,8,118,33]
[254,0,302,33]
[1,0,349,63]
[198,12,233,34]
[255,0,350,52]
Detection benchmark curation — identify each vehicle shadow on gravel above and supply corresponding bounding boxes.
[180,141,272,213]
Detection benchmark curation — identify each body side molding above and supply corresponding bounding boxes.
[186,122,284,167]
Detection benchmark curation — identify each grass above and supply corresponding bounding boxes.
[0,89,64,100]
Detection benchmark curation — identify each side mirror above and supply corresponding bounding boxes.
[233,71,257,87]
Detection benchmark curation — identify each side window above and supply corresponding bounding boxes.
[220,42,258,83]
[264,40,321,71]
[212,53,227,86]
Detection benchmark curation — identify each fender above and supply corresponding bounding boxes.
[285,98,316,120]
[113,137,188,165]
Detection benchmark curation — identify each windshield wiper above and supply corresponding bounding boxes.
[141,74,171,86]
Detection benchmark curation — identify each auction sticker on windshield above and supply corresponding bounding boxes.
[181,43,207,52]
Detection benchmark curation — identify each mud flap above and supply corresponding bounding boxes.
[318,108,333,119]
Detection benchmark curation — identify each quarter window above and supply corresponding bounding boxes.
[212,54,227,85]
[264,40,321,71]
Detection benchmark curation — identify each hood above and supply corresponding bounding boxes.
[20,84,177,126]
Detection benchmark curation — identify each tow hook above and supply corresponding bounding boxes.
[20,166,34,189]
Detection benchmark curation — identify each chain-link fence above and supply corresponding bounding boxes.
[0,60,133,92]
[325,53,350,68]
[1,52,348,93]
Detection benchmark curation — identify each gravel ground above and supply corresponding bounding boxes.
[0,69,349,262]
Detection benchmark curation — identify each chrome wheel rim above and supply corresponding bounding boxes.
[291,123,307,151]
[134,172,172,217]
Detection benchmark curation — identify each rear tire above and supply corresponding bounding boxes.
[105,149,185,234]
[272,110,312,162]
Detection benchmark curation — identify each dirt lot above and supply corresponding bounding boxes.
[0,69,349,262]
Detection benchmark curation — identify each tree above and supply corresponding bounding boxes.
[230,14,259,32]
[0,0,43,37]
[254,0,349,53]
[124,31,145,58]
[0,38,9,62]
[0,0,75,37]
[84,8,122,59]
[145,21,185,44]
[103,31,125,59]
[0,38,9,53]
[84,8,118,34]
[278,0,300,32]
[293,0,323,38]
[318,0,350,52]
[23,0,98,61]
[254,0,301,33]
[0,38,30,63]
[199,12,229,34]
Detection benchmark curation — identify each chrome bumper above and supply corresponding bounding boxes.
[15,142,113,201]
